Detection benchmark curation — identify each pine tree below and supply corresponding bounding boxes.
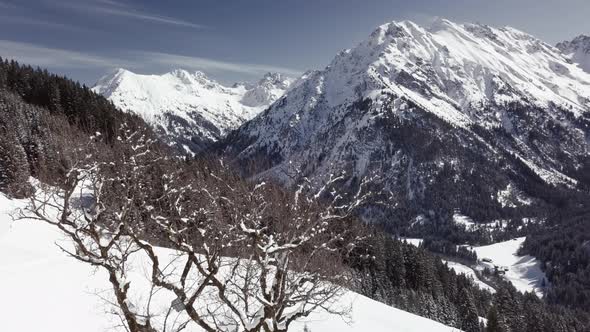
[0,129,30,198]
[486,306,501,332]
[47,80,63,113]
[458,288,480,332]
[385,238,406,288]
[494,286,523,331]
[0,61,6,91]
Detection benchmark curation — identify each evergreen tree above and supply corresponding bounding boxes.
[458,288,480,332]
[47,80,62,113]
[486,306,501,332]
[0,132,30,197]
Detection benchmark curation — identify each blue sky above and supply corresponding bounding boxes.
[1,0,589,85]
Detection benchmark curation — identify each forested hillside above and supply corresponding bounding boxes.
[0,57,148,197]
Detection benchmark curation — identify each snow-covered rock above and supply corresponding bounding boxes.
[92,69,294,154]
[557,35,590,74]
[224,18,590,231]
[239,72,295,107]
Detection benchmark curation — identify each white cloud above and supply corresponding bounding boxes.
[49,0,204,29]
[0,15,91,31]
[0,40,301,80]
[136,51,303,77]
[0,40,128,68]
[90,6,204,29]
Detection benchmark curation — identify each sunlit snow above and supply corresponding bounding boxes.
[0,193,460,332]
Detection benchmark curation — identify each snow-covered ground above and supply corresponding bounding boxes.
[402,235,545,296]
[442,260,496,293]
[401,237,424,247]
[452,213,509,232]
[471,237,546,296]
[0,193,460,332]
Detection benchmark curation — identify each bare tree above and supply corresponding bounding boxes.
[19,124,379,332]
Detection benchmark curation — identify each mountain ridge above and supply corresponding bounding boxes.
[557,34,590,74]
[222,18,590,238]
[92,68,294,154]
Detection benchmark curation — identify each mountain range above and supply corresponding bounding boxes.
[93,19,590,239]
[92,69,294,153]
[220,19,590,235]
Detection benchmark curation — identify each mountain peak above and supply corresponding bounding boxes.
[222,20,590,239]
[113,67,132,76]
[166,68,218,88]
[169,68,192,77]
[327,18,590,119]
[260,72,284,83]
[168,68,208,79]
[239,72,295,107]
[258,72,294,89]
[427,17,459,32]
[92,67,135,97]
[557,35,590,73]
[557,34,590,51]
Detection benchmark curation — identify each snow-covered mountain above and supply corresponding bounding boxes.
[557,35,590,74]
[238,72,295,107]
[223,19,590,233]
[92,69,294,153]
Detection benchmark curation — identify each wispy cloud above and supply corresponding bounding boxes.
[0,15,93,32]
[0,40,129,68]
[50,0,205,29]
[92,6,204,29]
[94,0,126,7]
[136,51,303,77]
[0,40,301,79]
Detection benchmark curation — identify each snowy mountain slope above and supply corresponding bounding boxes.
[0,193,460,332]
[405,238,543,296]
[223,19,590,234]
[557,35,590,74]
[442,260,496,293]
[92,69,293,153]
[402,238,495,293]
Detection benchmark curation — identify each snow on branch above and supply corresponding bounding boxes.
[19,124,359,332]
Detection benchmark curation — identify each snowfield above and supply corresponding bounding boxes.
[442,260,496,294]
[0,193,460,332]
[402,237,424,247]
[472,237,546,296]
[403,236,545,296]
[401,239,495,293]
